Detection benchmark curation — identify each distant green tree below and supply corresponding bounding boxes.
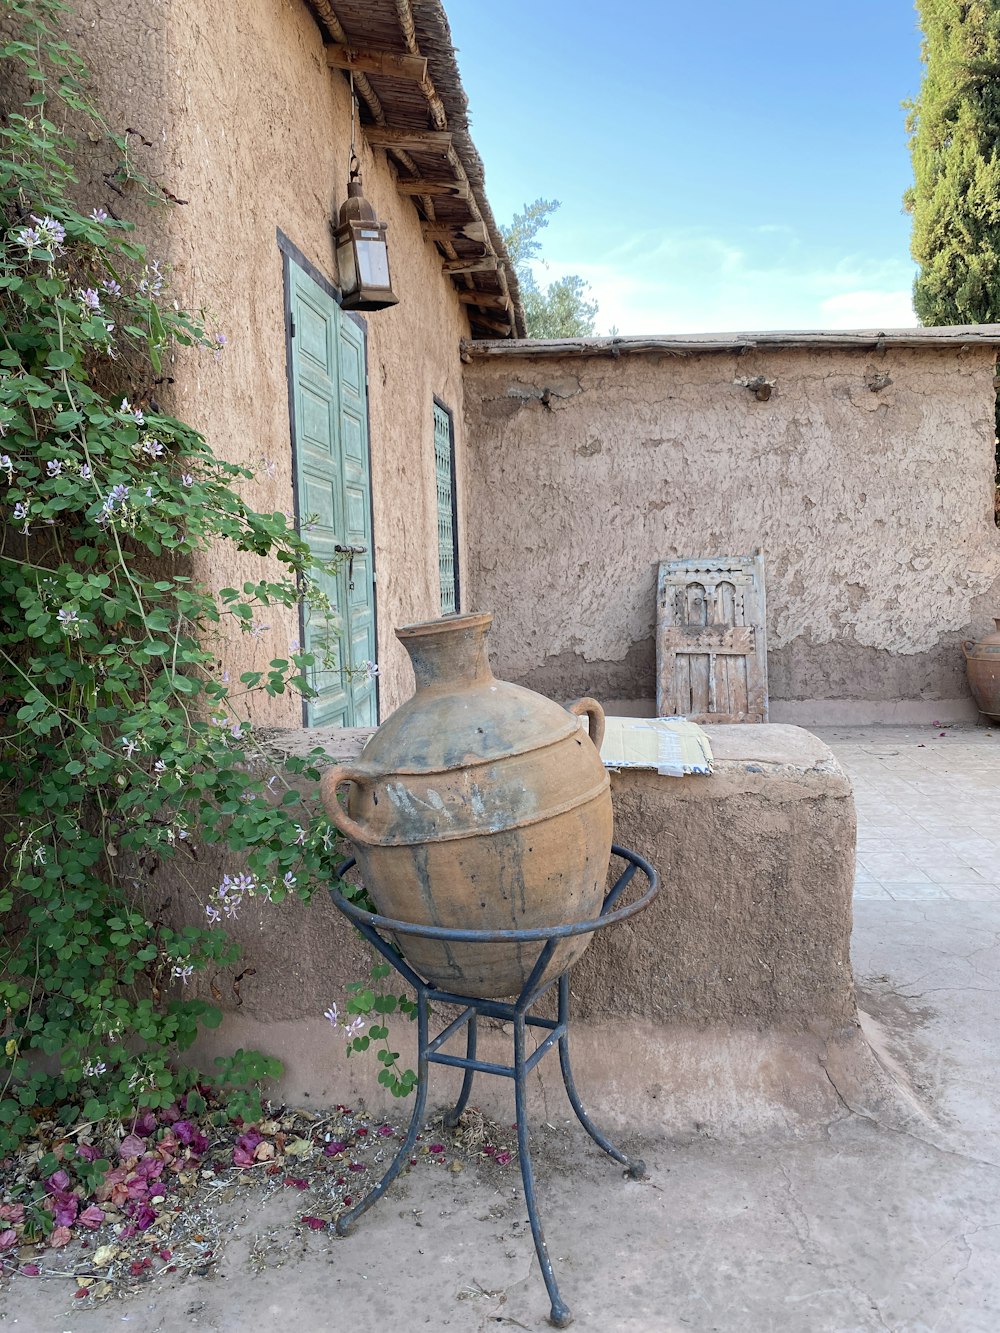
[502,198,598,338]
[906,0,1000,324]
[906,1,1000,515]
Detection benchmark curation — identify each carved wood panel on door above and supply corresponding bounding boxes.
[656,555,768,722]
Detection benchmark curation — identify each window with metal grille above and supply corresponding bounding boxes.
[433,399,459,614]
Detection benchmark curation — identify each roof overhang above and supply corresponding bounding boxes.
[307,0,525,338]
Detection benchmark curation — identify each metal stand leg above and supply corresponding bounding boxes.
[556,974,646,1180]
[327,848,658,1323]
[336,988,430,1235]
[443,1013,477,1128]
[515,1013,573,1329]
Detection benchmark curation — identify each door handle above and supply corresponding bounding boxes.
[334,543,367,590]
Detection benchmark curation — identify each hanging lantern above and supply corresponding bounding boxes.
[333,157,398,312]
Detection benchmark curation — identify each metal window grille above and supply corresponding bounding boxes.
[433,401,458,614]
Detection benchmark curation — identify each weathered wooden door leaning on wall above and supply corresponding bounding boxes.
[656,556,768,723]
[287,258,377,727]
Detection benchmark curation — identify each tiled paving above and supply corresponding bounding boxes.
[816,722,1000,901]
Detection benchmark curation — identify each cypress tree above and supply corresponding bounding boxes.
[907,0,1000,324]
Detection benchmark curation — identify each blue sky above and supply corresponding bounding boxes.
[445,0,924,334]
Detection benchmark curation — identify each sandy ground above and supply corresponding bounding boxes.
[3,726,999,1332]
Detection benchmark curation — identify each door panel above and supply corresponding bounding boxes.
[288,260,376,727]
[656,555,768,722]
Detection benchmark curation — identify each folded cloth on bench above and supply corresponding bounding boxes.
[600,716,714,777]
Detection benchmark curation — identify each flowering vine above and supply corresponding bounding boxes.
[0,0,414,1155]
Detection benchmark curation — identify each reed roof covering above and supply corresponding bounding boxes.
[307,0,525,337]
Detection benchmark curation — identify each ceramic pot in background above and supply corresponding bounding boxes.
[963,619,1000,723]
[320,612,612,998]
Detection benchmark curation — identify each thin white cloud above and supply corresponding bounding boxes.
[819,289,916,329]
[528,225,918,336]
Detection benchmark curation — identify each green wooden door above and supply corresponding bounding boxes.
[288,262,376,727]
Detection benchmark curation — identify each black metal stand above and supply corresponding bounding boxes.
[328,844,659,1328]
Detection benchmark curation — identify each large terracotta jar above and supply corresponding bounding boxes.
[320,612,612,998]
[963,619,1000,722]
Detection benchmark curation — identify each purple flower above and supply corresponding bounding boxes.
[171,963,193,984]
[12,501,27,521]
[134,1203,157,1231]
[19,215,66,255]
[38,216,65,244]
[104,483,129,512]
[78,287,101,312]
[141,439,164,458]
[324,1005,338,1026]
[101,277,122,297]
[53,1195,79,1228]
[138,260,164,297]
[90,208,109,222]
[46,458,62,477]
[205,904,221,925]
[76,1143,100,1163]
[17,215,65,255]
[283,871,297,889]
[56,607,78,627]
[0,456,12,478]
[181,472,194,487]
[119,398,144,425]
[174,1119,196,1144]
[80,463,92,480]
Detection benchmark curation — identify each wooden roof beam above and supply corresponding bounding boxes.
[325,43,427,82]
[366,128,453,151]
[456,291,510,310]
[442,255,501,274]
[395,177,471,200]
[468,313,514,336]
[422,220,488,244]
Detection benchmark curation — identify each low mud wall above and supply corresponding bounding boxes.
[177,723,886,1133]
[461,339,1000,725]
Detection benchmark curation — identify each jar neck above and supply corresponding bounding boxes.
[397,613,495,692]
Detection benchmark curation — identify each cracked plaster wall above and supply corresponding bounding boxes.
[463,347,1000,720]
[57,0,471,722]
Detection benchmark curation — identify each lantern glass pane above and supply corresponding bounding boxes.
[336,235,358,294]
[357,235,390,289]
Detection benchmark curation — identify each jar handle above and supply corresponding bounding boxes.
[566,696,606,753]
[320,764,371,845]
[962,639,976,659]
